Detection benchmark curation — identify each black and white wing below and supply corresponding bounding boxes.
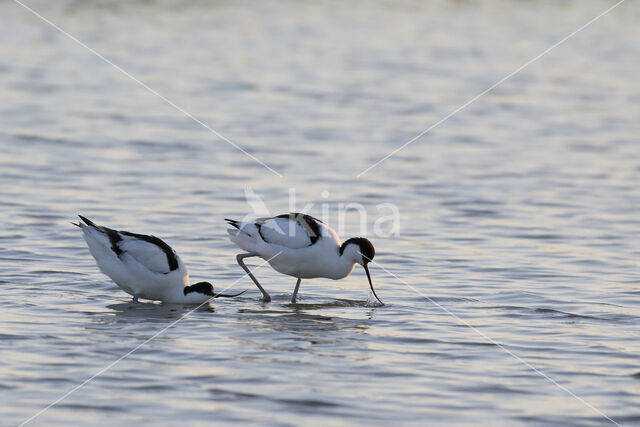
[78,215,180,274]
[226,212,325,249]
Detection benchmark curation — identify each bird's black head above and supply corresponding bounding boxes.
[340,237,375,265]
[184,281,214,296]
[184,282,247,299]
[339,237,382,305]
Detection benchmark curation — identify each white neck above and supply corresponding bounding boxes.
[165,287,212,304]
[330,244,361,280]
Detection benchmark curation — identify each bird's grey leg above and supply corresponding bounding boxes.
[291,278,302,304]
[236,253,271,302]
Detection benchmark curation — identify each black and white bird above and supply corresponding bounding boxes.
[225,213,383,305]
[76,215,242,303]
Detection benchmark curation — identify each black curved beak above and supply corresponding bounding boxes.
[363,263,383,306]
[213,289,247,298]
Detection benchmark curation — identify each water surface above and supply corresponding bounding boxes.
[1,1,639,425]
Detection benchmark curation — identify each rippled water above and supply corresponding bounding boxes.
[1,1,639,425]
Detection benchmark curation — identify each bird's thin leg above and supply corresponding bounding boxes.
[291,278,302,304]
[236,253,271,302]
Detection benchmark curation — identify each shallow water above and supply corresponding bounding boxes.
[1,0,639,425]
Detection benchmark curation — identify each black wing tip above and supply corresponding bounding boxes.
[225,218,240,229]
[78,215,95,227]
[71,221,81,228]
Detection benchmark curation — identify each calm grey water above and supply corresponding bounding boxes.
[1,1,639,425]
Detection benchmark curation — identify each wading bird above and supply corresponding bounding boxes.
[225,212,383,305]
[76,215,242,303]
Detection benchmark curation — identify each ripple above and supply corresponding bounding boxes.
[1,1,638,425]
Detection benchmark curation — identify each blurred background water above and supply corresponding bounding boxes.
[0,0,639,425]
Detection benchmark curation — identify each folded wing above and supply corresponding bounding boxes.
[78,216,180,275]
[118,232,180,274]
[226,213,324,249]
